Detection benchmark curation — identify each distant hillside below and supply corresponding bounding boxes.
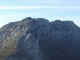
[0,17,80,60]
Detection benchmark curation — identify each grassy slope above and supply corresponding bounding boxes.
[0,40,18,60]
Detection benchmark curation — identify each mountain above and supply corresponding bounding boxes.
[0,17,80,60]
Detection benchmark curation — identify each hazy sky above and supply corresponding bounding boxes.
[0,0,80,27]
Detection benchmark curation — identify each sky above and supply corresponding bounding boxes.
[0,0,80,27]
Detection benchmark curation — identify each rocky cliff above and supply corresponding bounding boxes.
[0,17,80,60]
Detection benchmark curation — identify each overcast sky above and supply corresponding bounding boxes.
[0,0,80,27]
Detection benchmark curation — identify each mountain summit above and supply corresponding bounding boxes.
[0,17,80,60]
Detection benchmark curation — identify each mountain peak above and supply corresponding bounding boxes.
[0,17,80,60]
[21,17,32,22]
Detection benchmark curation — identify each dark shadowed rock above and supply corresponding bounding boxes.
[0,17,80,60]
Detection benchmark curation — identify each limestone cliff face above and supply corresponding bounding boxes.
[0,17,80,60]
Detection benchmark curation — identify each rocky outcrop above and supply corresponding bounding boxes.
[0,17,80,60]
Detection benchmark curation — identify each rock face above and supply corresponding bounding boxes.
[0,17,80,60]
